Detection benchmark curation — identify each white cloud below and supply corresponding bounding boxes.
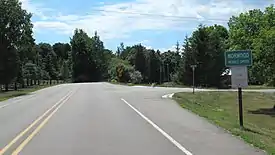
[20,0,54,20]
[33,21,73,35]
[20,0,272,42]
[159,45,177,52]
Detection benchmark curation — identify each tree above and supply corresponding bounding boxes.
[0,47,19,91]
[147,49,161,83]
[175,41,180,53]
[252,29,275,86]
[90,31,107,81]
[161,50,181,82]
[71,29,108,82]
[44,52,57,84]
[60,60,70,81]
[228,5,275,85]
[177,25,228,87]
[116,42,124,57]
[23,62,37,86]
[53,43,71,60]
[108,58,134,83]
[120,46,132,60]
[177,36,193,85]
[127,44,147,82]
[37,43,57,83]
[71,29,91,82]
[130,71,142,84]
[0,0,33,91]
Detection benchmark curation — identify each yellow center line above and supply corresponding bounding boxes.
[11,90,76,155]
[0,90,74,155]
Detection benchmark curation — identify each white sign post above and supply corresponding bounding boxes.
[225,50,252,128]
[231,66,248,88]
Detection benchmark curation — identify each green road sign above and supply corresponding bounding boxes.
[225,50,252,66]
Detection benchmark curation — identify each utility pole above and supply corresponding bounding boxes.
[166,63,169,82]
[190,65,197,94]
[159,62,162,84]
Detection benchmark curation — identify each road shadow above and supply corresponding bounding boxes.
[248,108,275,117]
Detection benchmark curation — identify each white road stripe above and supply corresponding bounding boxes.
[0,95,35,109]
[0,104,10,109]
[162,93,174,99]
[121,98,193,155]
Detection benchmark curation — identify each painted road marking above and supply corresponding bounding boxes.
[161,93,174,99]
[0,95,35,109]
[12,90,76,155]
[0,104,10,109]
[121,98,193,155]
[0,90,74,155]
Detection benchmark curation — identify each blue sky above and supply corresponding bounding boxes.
[20,0,274,51]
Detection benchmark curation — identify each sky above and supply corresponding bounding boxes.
[19,0,274,51]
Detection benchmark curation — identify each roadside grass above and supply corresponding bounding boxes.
[246,85,275,89]
[0,85,57,102]
[110,81,187,88]
[173,92,275,154]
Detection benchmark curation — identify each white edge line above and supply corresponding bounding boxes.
[0,104,10,109]
[162,93,174,99]
[169,93,174,98]
[121,98,193,155]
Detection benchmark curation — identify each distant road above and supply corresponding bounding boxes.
[0,83,266,155]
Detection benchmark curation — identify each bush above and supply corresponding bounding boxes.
[130,71,142,84]
[111,79,117,83]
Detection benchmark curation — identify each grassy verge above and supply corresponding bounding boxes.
[173,92,275,154]
[110,81,187,88]
[246,85,275,89]
[0,85,56,102]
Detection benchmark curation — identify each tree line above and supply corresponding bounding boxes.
[1,0,274,91]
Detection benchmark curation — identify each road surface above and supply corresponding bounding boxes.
[0,83,267,155]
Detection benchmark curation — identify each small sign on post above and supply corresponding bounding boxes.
[225,50,252,128]
[231,66,248,89]
[190,65,197,94]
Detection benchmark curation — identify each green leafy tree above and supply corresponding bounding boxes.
[127,44,147,81]
[178,25,228,87]
[71,29,94,82]
[252,29,275,86]
[130,71,142,84]
[147,49,161,83]
[60,60,70,81]
[0,0,33,91]
[108,58,134,83]
[23,62,37,86]
[53,43,71,60]
[228,5,275,85]
[90,31,107,81]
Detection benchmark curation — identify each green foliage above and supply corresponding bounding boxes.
[53,43,71,60]
[60,60,70,80]
[252,29,275,86]
[0,0,32,86]
[177,25,228,87]
[127,44,147,81]
[23,62,37,80]
[108,58,134,83]
[130,71,142,84]
[0,47,19,85]
[1,2,275,90]
[110,79,117,83]
[229,5,275,86]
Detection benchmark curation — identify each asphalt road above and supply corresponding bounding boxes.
[0,83,267,155]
